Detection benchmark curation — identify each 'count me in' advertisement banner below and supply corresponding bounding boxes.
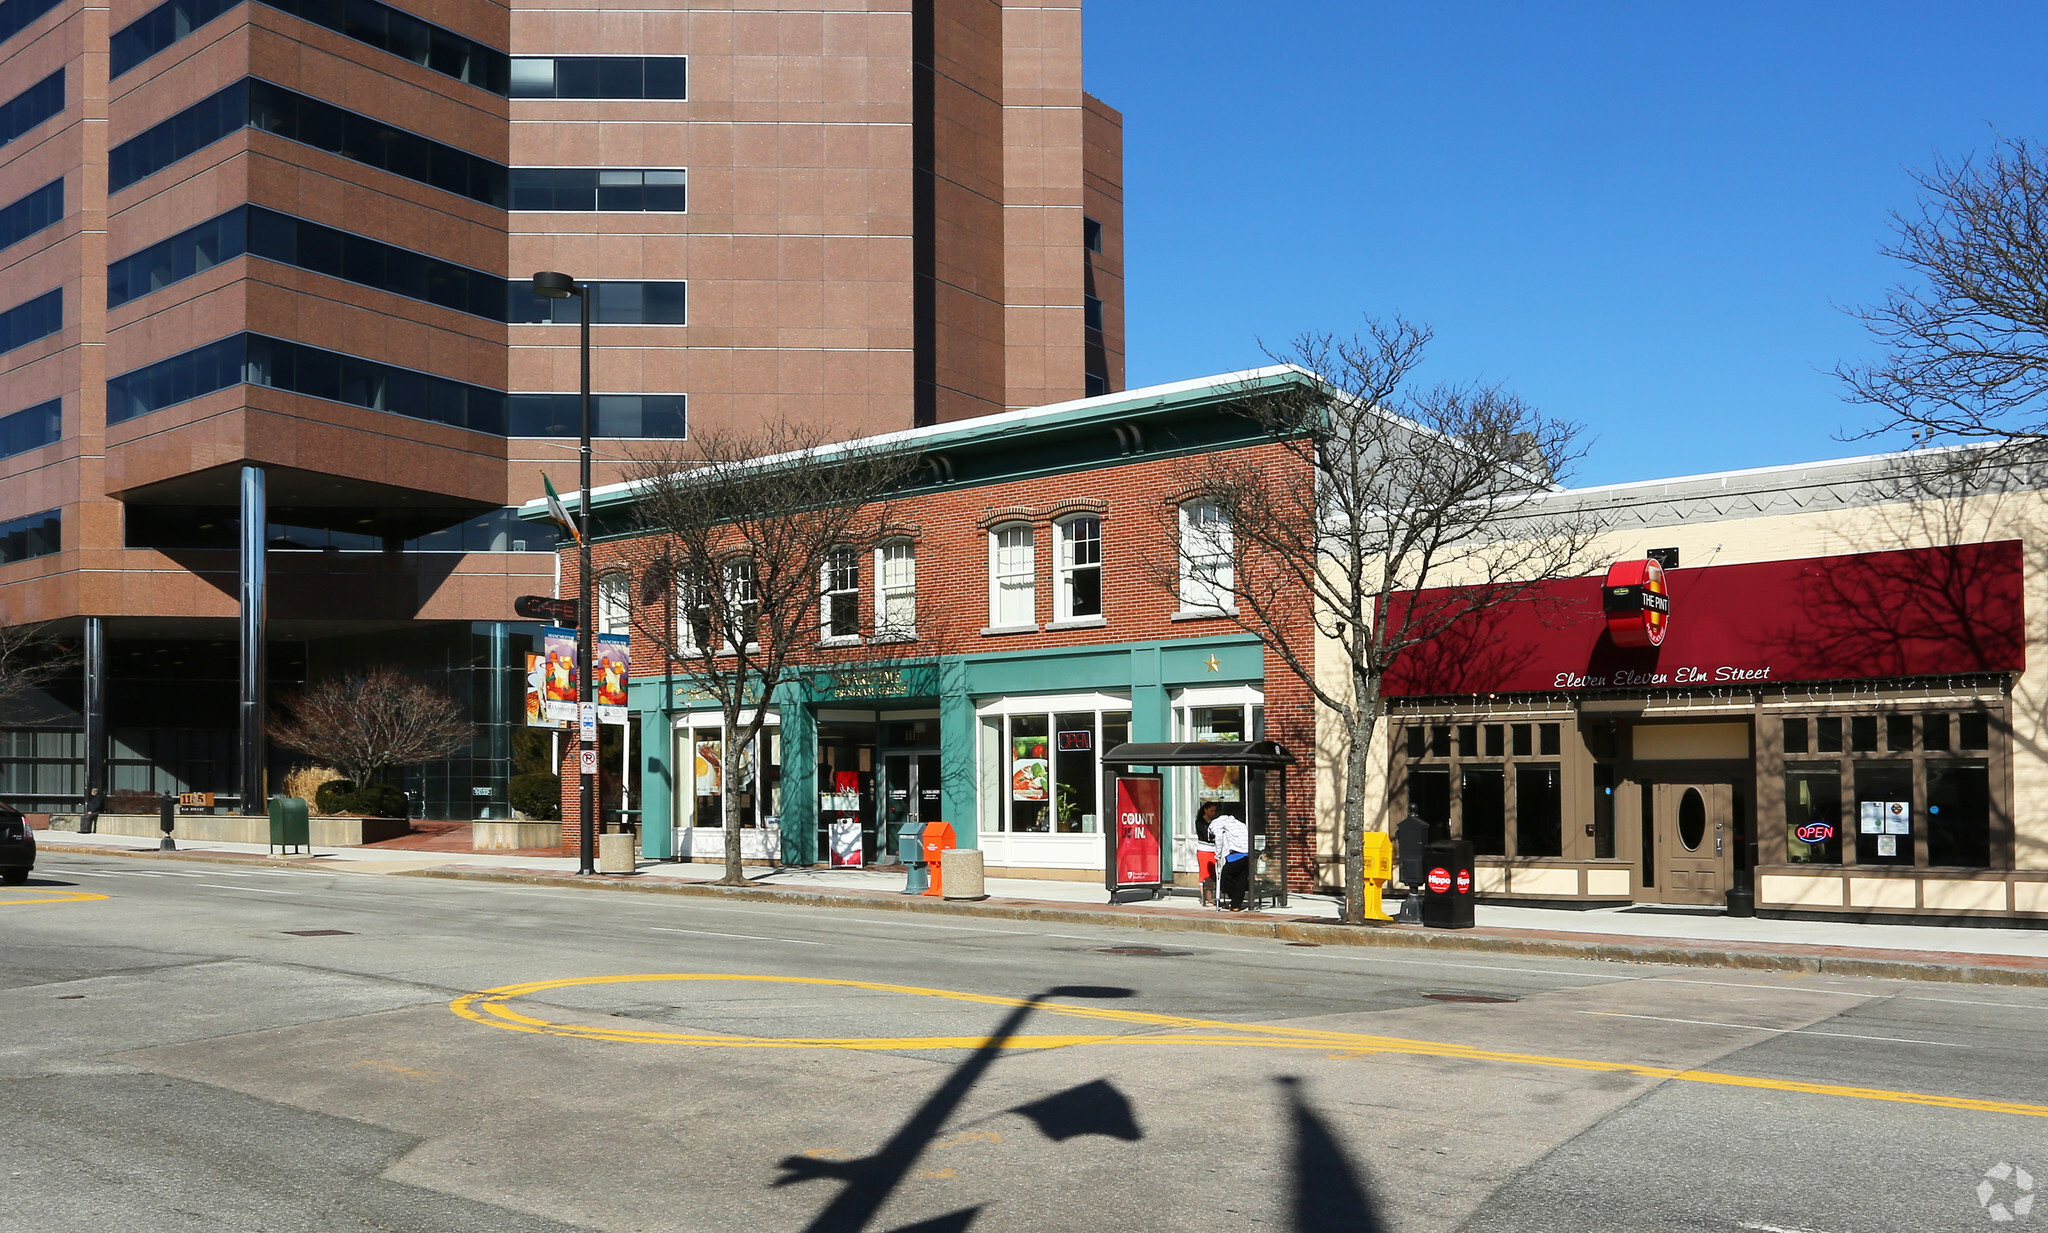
[596,633,629,725]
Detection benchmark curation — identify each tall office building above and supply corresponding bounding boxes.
[0,0,1123,819]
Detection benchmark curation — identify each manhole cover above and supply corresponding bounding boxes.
[1422,992,1516,1004]
[1093,945,1193,957]
[283,929,354,936]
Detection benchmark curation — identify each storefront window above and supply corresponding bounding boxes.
[988,703,1129,834]
[1399,717,1562,858]
[682,721,780,829]
[1515,764,1562,856]
[1462,766,1505,855]
[1780,708,2001,869]
[1927,761,1990,867]
[1853,762,1914,866]
[1784,766,1841,864]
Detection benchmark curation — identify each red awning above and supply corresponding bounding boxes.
[1381,541,2025,697]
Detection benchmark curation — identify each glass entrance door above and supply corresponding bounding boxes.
[881,751,946,864]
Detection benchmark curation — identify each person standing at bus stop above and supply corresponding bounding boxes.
[1210,808,1249,911]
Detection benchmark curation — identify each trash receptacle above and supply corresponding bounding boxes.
[898,822,928,894]
[920,821,956,897]
[1419,838,1475,929]
[268,795,310,855]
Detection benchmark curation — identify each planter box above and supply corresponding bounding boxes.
[46,811,408,846]
[474,821,562,851]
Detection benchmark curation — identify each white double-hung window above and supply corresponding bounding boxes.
[876,540,916,639]
[1054,515,1102,621]
[597,572,631,635]
[724,557,759,650]
[1178,501,1234,613]
[989,523,1035,628]
[823,547,860,641]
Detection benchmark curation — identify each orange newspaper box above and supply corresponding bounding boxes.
[920,822,956,897]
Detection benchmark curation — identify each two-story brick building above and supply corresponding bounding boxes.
[525,367,1322,891]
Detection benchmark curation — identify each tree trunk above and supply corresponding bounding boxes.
[1339,670,1384,926]
[720,720,746,885]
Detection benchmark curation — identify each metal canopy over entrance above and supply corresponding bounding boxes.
[1102,741,1296,909]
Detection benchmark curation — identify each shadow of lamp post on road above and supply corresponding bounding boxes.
[774,985,1137,1233]
[1280,1075,1389,1233]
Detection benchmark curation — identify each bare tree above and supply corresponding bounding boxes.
[0,621,71,718]
[269,668,474,789]
[1839,135,2048,448]
[618,421,923,886]
[1158,319,1604,924]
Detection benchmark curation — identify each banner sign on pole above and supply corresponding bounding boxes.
[596,633,630,725]
[542,627,578,722]
[1107,774,1164,890]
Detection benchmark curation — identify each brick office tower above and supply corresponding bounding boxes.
[0,0,1124,822]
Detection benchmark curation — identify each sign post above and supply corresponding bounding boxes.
[1103,774,1164,897]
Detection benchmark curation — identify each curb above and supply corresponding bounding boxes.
[391,864,2048,989]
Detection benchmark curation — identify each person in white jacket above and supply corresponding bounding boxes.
[1210,810,1250,910]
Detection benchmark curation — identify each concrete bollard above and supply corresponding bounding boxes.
[940,848,987,901]
[597,831,637,874]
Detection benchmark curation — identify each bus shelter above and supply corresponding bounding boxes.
[1100,740,1297,909]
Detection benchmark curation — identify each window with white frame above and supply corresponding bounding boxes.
[676,568,712,652]
[876,540,916,640]
[976,695,1131,834]
[597,572,631,635]
[823,547,860,640]
[1179,501,1234,612]
[989,523,1035,627]
[724,557,758,649]
[1055,515,1102,621]
[676,712,781,835]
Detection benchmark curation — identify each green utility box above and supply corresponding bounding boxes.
[268,795,310,855]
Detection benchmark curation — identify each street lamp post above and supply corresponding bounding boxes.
[532,270,596,875]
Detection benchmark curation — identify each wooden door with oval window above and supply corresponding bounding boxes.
[1652,782,1734,905]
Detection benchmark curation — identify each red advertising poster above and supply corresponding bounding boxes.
[1112,775,1163,888]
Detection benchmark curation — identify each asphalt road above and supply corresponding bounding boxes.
[3,853,2044,1233]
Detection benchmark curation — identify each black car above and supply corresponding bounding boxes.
[0,803,34,885]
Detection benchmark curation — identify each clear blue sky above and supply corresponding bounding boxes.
[1083,2,2048,485]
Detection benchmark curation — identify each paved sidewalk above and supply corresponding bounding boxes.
[36,828,2048,980]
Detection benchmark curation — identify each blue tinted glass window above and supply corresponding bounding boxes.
[107,333,506,434]
[112,0,506,89]
[510,56,685,99]
[0,398,60,459]
[0,508,60,565]
[0,288,60,354]
[109,79,508,206]
[107,78,245,192]
[0,0,63,42]
[508,393,686,438]
[0,69,62,149]
[0,178,61,253]
[508,280,686,325]
[511,167,685,212]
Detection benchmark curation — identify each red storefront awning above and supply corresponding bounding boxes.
[1381,541,2026,698]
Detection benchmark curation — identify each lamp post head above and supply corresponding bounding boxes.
[532,270,579,299]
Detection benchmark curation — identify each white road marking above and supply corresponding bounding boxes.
[1735,1221,1844,1233]
[650,926,823,945]
[49,869,119,877]
[1901,995,2048,1010]
[1582,1009,1968,1047]
[196,884,295,895]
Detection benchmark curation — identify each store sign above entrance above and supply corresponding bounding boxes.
[811,664,938,701]
[1380,540,2025,697]
[1602,559,1670,648]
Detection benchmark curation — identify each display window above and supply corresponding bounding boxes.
[1399,717,1565,857]
[1776,708,2001,868]
[976,695,1131,834]
[677,713,781,830]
